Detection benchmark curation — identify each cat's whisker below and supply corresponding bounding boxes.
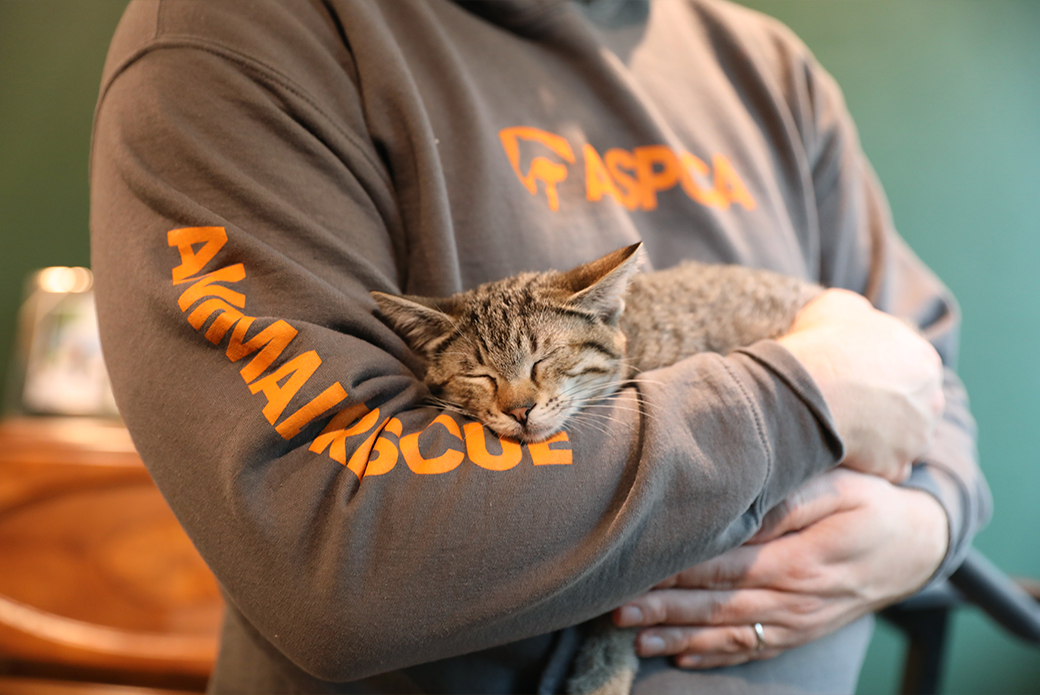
[621,360,645,374]
[571,413,629,439]
[577,402,657,418]
[572,423,613,440]
[562,386,641,406]
[568,413,616,439]
[573,403,659,426]
[623,376,667,388]
[561,391,617,406]
[426,397,478,420]
[437,313,483,356]
[439,314,470,341]
[570,413,623,431]
[572,388,653,406]
[623,389,662,407]
[567,403,629,421]
[569,391,661,420]
[433,407,471,419]
[616,391,662,421]
[427,395,459,407]
[559,382,621,400]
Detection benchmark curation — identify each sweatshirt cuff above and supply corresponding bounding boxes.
[903,454,994,589]
[903,392,991,586]
[730,339,846,513]
[902,463,965,585]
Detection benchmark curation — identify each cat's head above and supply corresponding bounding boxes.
[372,243,643,442]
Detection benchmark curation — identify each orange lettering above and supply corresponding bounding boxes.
[713,154,757,211]
[363,418,403,477]
[168,226,228,283]
[276,382,348,439]
[584,144,625,206]
[184,298,245,343]
[633,146,682,210]
[499,127,576,212]
[176,264,246,312]
[401,414,465,475]
[463,422,522,471]
[248,350,322,425]
[529,431,573,466]
[310,404,378,464]
[167,225,358,457]
[226,317,298,383]
[346,415,397,477]
[604,149,642,210]
[678,152,728,208]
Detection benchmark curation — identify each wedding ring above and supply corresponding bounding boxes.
[753,622,767,651]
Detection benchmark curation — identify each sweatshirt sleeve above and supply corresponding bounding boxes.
[780,27,992,579]
[89,2,843,682]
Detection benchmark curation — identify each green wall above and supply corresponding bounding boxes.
[0,0,1037,692]
[0,0,127,396]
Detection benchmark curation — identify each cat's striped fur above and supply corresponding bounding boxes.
[372,243,819,444]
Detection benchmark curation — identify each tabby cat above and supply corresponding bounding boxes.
[371,242,820,695]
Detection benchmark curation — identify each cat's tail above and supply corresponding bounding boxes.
[566,617,639,695]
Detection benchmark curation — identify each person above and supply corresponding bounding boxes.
[89,0,989,693]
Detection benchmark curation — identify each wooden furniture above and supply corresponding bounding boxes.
[0,676,199,695]
[0,417,222,692]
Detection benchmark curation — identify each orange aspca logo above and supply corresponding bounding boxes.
[499,126,756,213]
[168,225,573,479]
[499,127,576,212]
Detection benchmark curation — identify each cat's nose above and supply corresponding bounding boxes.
[508,405,533,425]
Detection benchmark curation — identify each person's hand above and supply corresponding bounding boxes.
[613,469,949,669]
[777,289,944,482]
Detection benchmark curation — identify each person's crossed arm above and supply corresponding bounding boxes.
[615,289,958,667]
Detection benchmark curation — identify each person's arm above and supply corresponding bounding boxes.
[616,469,950,667]
[803,37,991,573]
[612,10,989,664]
[716,0,990,590]
[89,2,848,681]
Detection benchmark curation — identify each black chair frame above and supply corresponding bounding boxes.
[883,548,1040,695]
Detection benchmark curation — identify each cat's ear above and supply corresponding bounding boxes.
[371,291,456,356]
[560,243,643,324]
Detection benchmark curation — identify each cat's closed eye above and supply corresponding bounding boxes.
[567,366,612,377]
[461,374,497,392]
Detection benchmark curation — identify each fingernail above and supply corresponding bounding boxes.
[639,635,666,656]
[678,655,702,668]
[618,605,643,626]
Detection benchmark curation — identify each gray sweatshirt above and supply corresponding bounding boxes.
[90,0,989,692]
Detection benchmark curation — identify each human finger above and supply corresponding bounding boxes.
[615,588,789,628]
[654,544,768,590]
[635,622,787,660]
[656,524,835,592]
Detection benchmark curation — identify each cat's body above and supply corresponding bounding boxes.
[373,243,819,444]
[372,243,820,695]
[619,259,819,373]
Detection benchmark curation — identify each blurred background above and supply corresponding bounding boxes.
[0,0,1037,693]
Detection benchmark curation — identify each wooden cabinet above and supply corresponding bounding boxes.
[0,418,222,691]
